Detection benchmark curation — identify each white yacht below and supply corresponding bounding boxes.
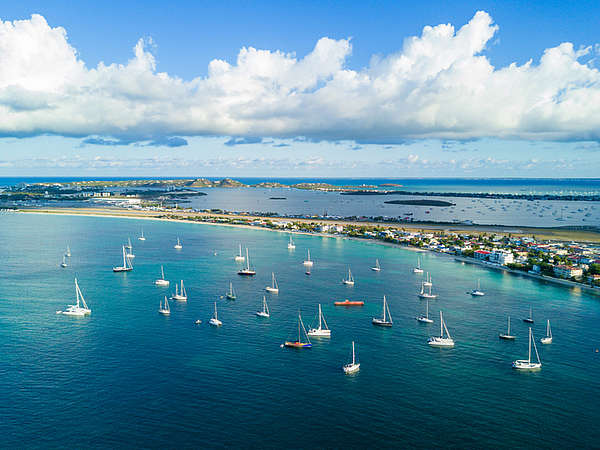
[342,267,355,286]
[60,255,68,268]
[138,229,146,241]
[418,281,437,299]
[423,273,432,287]
[470,279,484,296]
[512,327,542,370]
[343,341,360,374]
[113,246,133,272]
[209,302,222,326]
[499,316,516,340]
[238,248,256,276]
[126,238,135,259]
[428,311,454,347]
[265,272,279,293]
[303,249,313,267]
[287,235,296,250]
[57,278,91,316]
[308,304,331,337]
[234,244,245,261]
[170,280,187,301]
[155,265,170,286]
[540,319,553,344]
[158,296,171,315]
[372,295,393,327]
[371,259,381,272]
[174,237,182,249]
[413,257,423,273]
[416,299,433,323]
[256,296,270,318]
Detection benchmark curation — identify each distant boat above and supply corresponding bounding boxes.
[303,249,313,267]
[428,311,454,347]
[371,259,381,272]
[523,306,534,323]
[372,295,393,327]
[470,279,484,296]
[138,229,146,241]
[113,245,133,272]
[234,244,245,261]
[413,257,423,273]
[56,278,91,316]
[512,327,541,370]
[423,272,432,287]
[238,248,256,276]
[418,281,437,299]
[265,272,279,293]
[308,304,331,337]
[334,299,364,306]
[158,296,171,315]
[499,316,516,340]
[155,265,170,286]
[209,302,222,326]
[416,299,433,323]
[60,255,68,268]
[126,238,135,259]
[287,235,296,250]
[342,341,360,374]
[256,296,270,318]
[174,237,182,249]
[540,319,553,344]
[65,245,71,258]
[170,280,187,301]
[284,312,312,348]
[226,282,236,300]
[342,267,355,286]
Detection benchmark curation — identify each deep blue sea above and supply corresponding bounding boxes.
[1,213,600,448]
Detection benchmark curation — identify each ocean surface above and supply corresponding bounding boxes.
[2,213,600,448]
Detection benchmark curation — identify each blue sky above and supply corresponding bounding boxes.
[0,1,599,177]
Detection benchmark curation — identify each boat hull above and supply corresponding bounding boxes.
[343,363,360,374]
[113,267,132,272]
[512,360,541,370]
[158,310,170,315]
[372,319,392,327]
[428,337,455,348]
[418,294,437,299]
[238,270,256,276]
[413,269,423,273]
[523,318,534,324]
[371,267,380,272]
[234,256,245,262]
[334,300,364,306]
[308,329,331,337]
[209,319,222,327]
[284,341,312,348]
[155,280,170,286]
[499,334,516,340]
[540,337,552,344]
[470,291,485,296]
[226,294,236,300]
[416,317,433,323]
[256,312,270,318]
[265,287,279,293]
[342,281,355,286]
[170,295,187,301]
[303,261,313,266]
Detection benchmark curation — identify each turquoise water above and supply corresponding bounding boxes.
[1,213,599,448]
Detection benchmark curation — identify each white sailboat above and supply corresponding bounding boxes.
[113,245,133,272]
[158,296,171,315]
[413,257,423,273]
[174,237,182,249]
[57,278,91,316]
[209,302,222,326]
[372,295,393,327]
[234,244,245,261]
[303,249,313,266]
[238,248,256,276]
[138,229,146,241]
[371,259,381,272]
[126,238,135,259]
[287,235,296,249]
[418,281,437,299]
[342,341,360,374]
[342,267,355,285]
[226,282,236,300]
[256,296,270,318]
[428,311,454,347]
[155,265,170,286]
[470,279,484,296]
[308,304,331,337]
[423,273,432,287]
[416,299,433,323]
[540,319,553,344]
[60,255,68,268]
[499,316,516,340]
[170,280,188,301]
[512,327,542,370]
[265,272,279,293]
[65,245,71,257]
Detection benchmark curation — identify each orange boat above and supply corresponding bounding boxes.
[334,299,365,306]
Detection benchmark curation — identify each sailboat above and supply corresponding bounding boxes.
[65,245,71,257]
[234,244,245,261]
[138,229,146,241]
[284,313,312,348]
[470,279,484,296]
[226,282,236,300]
[155,265,170,286]
[57,278,91,316]
[428,311,454,347]
[303,249,313,266]
[158,296,171,315]
[523,306,534,323]
[372,295,393,327]
[423,273,432,287]
[265,272,279,293]
[238,248,256,276]
[540,319,553,344]
[287,235,296,249]
[113,245,133,272]
[418,281,437,299]
[342,341,360,374]
[413,257,423,273]
[342,267,355,285]
[308,304,331,337]
[170,280,187,301]
[512,327,542,370]
[499,316,516,340]
[416,299,433,323]
[371,259,381,272]
[209,302,222,326]
[256,296,270,318]
[60,255,68,268]
[174,237,182,249]
[126,238,135,259]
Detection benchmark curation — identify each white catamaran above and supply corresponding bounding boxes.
[470,279,484,296]
[226,282,236,300]
[256,296,270,318]
[342,267,355,286]
[155,265,170,286]
[343,341,360,374]
[138,229,146,241]
[540,319,553,344]
[418,280,437,299]
[174,237,182,249]
[371,259,381,272]
[499,316,516,340]
[158,296,171,315]
[209,302,222,326]
[113,245,133,272]
[423,273,432,287]
[287,235,296,250]
[416,299,433,323]
[265,272,279,293]
[512,327,542,370]
[413,257,423,273]
[234,244,245,261]
[57,278,91,316]
[170,280,188,301]
[372,295,393,327]
[303,249,313,267]
[428,311,454,347]
[308,304,331,337]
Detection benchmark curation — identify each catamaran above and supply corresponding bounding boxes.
[126,238,135,259]
[470,279,484,296]
[226,282,236,300]
[342,341,360,374]
[523,306,534,323]
[238,248,256,276]
[65,245,71,257]
[158,296,171,315]
[416,299,433,323]
[138,229,146,241]
[413,257,423,273]
[170,280,187,301]
[428,311,454,347]
[512,327,542,370]
[540,319,553,344]
[256,296,270,318]
[371,259,381,272]
[284,313,312,348]
[265,272,279,293]
[418,281,437,299]
[303,249,313,266]
[308,304,331,337]
[155,265,170,286]
[287,235,296,249]
[57,278,91,316]
[234,244,245,261]
[499,316,516,340]
[342,267,355,286]
[372,295,393,327]
[113,245,133,272]
[209,302,222,326]
[174,237,182,249]
[60,255,68,268]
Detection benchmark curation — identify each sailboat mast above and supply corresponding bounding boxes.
[246,248,250,270]
[352,341,355,364]
[528,327,532,363]
[508,316,511,334]
[318,304,322,329]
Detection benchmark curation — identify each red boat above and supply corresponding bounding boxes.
[334,299,365,306]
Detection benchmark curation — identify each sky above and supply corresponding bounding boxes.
[0,0,600,177]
